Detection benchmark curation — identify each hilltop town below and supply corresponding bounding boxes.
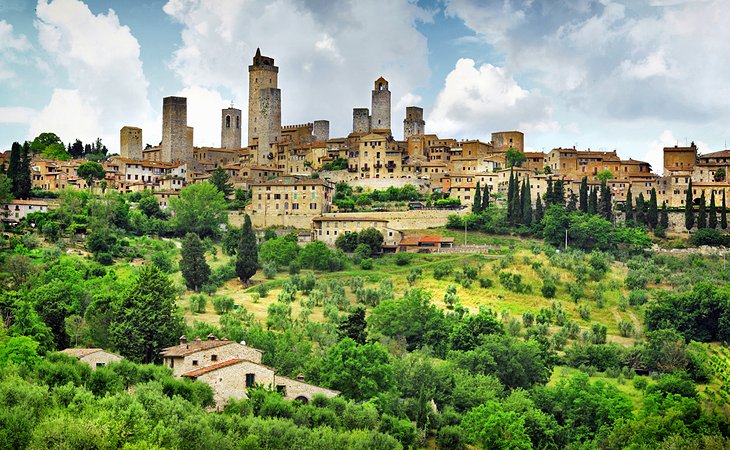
[5,49,728,240]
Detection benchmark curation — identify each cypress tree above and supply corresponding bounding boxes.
[507,170,516,223]
[660,201,669,229]
[481,183,490,211]
[179,232,211,292]
[600,179,612,221]
[512,177,523,225]
[685,180,694,230]
[710,191,718,229]
[473,181,482,214]
[522,178,532,226]
[579,176,588,212]
[625,186,634,225]
[636,193,646,225]
[722,190,728,230]
[566,192,577,212]
[545,177,554,206]
[236,214,259,284]
[17,142,32,199]
[588,187,598,215]
[8,142,21,197]
[698,192,707,229]
[647,188,658,229]
[535,193,544,223]
[554,177,565,206]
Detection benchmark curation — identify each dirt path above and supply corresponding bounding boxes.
[610,308,622,324]
[628,310,643,336]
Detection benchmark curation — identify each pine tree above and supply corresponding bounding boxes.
[545,177,554,206]
[722,190,728,230]
[685,180,694,230]
[535,193,544,223]
[236,214,258,284]
[481,183,490,211]
[625,186,634,225]
[710,191,718,229]
[588,187,598,215]
[522,178,532,226]
[579,176,588,212]
[647,188,658,229]
[473,181,482,214]
[698,192,707,229]
[636,193,646,225]
[179,232,211,292]
[209,167,234,198]
[660,201,669,229]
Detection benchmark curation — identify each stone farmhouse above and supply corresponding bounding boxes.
[161,336,338,409]
[60,348,123,369]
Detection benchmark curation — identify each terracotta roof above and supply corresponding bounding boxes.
[161,340,236,357]
[6,199,49,206]
[250,176,330,187]
[699,149,730,159]
[398,236,420,246]
[181,358,246,377]
[313,216,389,222]
[61,348,106,358]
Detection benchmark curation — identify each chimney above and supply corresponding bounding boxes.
[207,333,217,341]
[179,335,187,344]
[297,373,305,381]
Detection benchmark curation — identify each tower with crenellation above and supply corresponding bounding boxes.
[248,48,281,164]
[403,106,425,140]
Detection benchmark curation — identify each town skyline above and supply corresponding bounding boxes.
[2,0,730,174]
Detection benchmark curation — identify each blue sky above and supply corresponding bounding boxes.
[1,0,729,173]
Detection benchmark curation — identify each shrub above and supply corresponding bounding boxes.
[444,284,459,309]
[360,258,373,270]
[578,304,591,321]
[633,376,649,391]
[690,228,727,246]
[478,277,493,288]
[436,426,466,450]
[189,294,207,313]
[256,283,269,298]
[263,261,278,279]
[522,311,534,328]
[394,252,412,266]
[618,320,634,338]
[628,289,649,306]
[498,272,531,294]
[212,295,235,314]
[433,265,452,280]
[541,279,557,298]
[288,261,301,275]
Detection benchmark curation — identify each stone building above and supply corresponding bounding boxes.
[163,337,338,409]
[61,348,122,369]
[311,216,402,247]
[2,199,49,223]
[352,107,370,134]
[403,106,425,139]
[246,176,334,226]
[161,96,192,163]
[491,131,524,152]
[371,77,391,133]
[120,126,143,160]
[248,48,282,165]
[221,106,242,149]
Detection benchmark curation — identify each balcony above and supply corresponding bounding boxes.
[374,162,383,169]
[347,167,357,173]
[361,166,370,172]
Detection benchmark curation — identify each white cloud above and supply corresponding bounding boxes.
[29,0,153,149]
[428,58,555,140]
[445,0,730,125]
[163,0,432,140]
[0,20,31,82]
[0,107,37,124]
[176,86,228,147]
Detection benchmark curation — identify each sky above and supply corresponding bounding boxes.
[1,0,729,174]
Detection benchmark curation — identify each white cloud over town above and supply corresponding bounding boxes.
[162,0,433,143]
[29,0,154,147]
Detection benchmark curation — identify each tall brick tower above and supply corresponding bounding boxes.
[221,106,242,149]
[248,48,281,164]
[120,126,143,160]
[403,106,425,139]
[371,77,391,133]
[161,96,191,162]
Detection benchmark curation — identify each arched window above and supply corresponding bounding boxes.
[236,116,240,129]
[225,115,231,128]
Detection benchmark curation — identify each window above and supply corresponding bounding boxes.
[192,360,198,366]
[277,385,287,395]
[245,373,255,387]
[96,363,105,368]
[226,115,231,128]
[211,355,218,362]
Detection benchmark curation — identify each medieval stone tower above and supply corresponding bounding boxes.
[119,126,142,160]
[161,96,191,162]
[352,108,370,134]
[403,106,425,139]
[248,48,281,164]
[371,77,391,132]
[312,120,330,142]
[221,106,242,149]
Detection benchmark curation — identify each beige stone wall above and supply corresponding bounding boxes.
[120,126,142,160]
[80,351,122,370]
[166,342,263,377]
[276,376,338,402]
[196,360,276,409]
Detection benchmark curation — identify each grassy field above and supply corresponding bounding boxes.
[179,235,644,347]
